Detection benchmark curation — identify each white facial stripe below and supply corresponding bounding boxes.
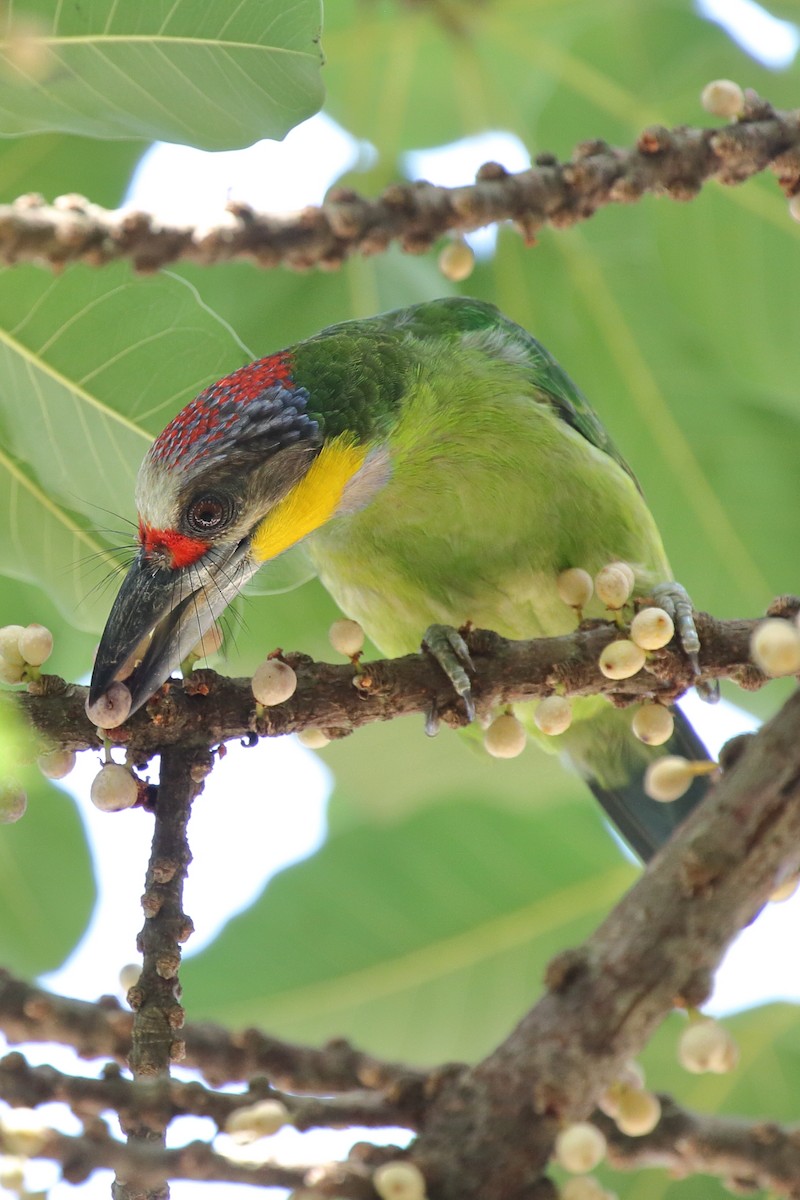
[135,456,182,531]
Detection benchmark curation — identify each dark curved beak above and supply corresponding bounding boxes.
[88,540,258,719]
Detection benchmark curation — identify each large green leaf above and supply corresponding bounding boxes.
[172,245,455,367]
[182,796,634,1062]
[0,262,255,631]
[0,766,94,976]
[320,714,576,831]
[0,131,144,205]
[0,1,323,149]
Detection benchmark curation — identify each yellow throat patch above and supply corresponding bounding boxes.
[251,436,368,562]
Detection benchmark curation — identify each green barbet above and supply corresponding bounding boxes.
[89,298,710,858]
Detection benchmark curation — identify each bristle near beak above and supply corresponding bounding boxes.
[88,538,258,721]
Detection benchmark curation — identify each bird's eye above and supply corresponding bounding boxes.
[186,493,233,533]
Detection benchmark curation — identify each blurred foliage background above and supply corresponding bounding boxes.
[0,3,799,1196]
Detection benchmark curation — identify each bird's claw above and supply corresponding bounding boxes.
[422,623,476,730]
[650,581,719,704]
[424,704,441,738]
[651,581,698,666]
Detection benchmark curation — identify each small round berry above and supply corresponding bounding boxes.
[554,1122,606,1174]
[0,1155,26,1191]
[750,619,800,677]
[770,874,799,903]
[620,1060,645,1089]
[644,755,693,802]
[0,785,27,824]
[90,763,138,812]
[0,658,25,685]
[329,618,365,657]
[222,1104,255,1140]
[484,713,526,758]
[595,563,634,609]
[0,625,25,666]
[248,1098,289,1135]
[119,963,141,992]
[85,681,132,729]
[614,1087,661,1136]
[225,1099,289,1142]
[598,639,645,680]
[557,567,594,610]
[18,623,53,666]
[598,1086,620,1119]
[630,607,674,651]
[561,1178,610,1200]
[438,238,475,282]
[678,1019,739,1074]
[37,748,77,780]
[598,1061,646,1117]
[701,79,745,118]
[373,1160,427,1200]
[251,659,297,706]
[296,728,331,749]
[612,561,635,587]
[115,632,153,681]
[534,695,573,736]
[0,1106,47,1156]
[191,623,223,658]
[632,704,674,746]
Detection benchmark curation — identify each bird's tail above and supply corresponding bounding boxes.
[559,702,712,861]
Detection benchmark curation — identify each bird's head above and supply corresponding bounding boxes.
[87,350,378,720]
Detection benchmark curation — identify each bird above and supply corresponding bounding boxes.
[88,297,711,860]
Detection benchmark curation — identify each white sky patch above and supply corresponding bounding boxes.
[126,112,375,224]
[709,882,800,1013]
[608,689,800,1015]
[678,688,759,760]
[697,0,799,67]
[8,736,334,1199]
[405,131,531,257]
[677,691,800,1016]
[41,736,330,1003]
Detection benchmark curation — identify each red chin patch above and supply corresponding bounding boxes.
[138,522,210,569]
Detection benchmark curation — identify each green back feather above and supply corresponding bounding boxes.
[292,298,637,488]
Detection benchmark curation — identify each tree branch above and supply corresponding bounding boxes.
[0,1119,354,1196]
[5,674,800,1195]
[0,970,425,1095]
[2,91,799,272]
[0,1051,419,1134]
[409,689,800,1199]
[597,1097,800,1198]
[5,1071,800,1197]
[16,609,773,759]
[6,610,800,1197]
[113,747,203,1200]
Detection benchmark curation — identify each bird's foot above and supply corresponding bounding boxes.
[650,581,719,704]
[422,623,476,735]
